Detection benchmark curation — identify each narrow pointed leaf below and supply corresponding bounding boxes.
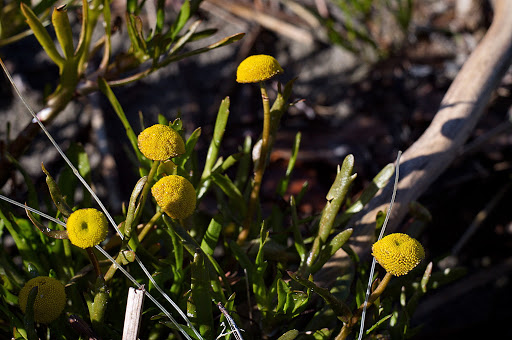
[56,143,92,208]
[160,32,245,68]
[201,97,230,181]
[20,3,64,67]
[290,196,306,263]
[277,132,301,196]
[310,228,353,274]
[167,19,201,56]
[190,252,213,339]
[336,162,394,227]
[0,208,43,274]
[320,154,356,242]
[169,0,190,40]
[175,127,201,167]
[288,271,351,322]
[211,173,247,216]
[98,77,145,165]
[200,215,222,256]
[25,209,68,240]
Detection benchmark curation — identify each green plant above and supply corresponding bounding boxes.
[0,1,465,339]
[0,0,243,188]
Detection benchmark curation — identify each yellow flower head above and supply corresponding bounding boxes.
[19,276,66,324]
[236,55,283,83]
[67,208,108,249]
[372,233,425,276]
[138,124,185,161]
[151,175,196,219]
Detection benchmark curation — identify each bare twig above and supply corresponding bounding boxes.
[205,0,314,45]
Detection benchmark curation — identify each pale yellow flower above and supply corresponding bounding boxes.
[19,276,66,323]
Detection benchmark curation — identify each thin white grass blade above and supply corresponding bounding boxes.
[217,302,244,340]
[0,58,203,340]
[0,194,66,227]
[358,151,401,340]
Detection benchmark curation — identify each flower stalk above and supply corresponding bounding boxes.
[239,82,271,244]
[335,273,393,340]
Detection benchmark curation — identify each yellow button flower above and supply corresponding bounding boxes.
[19,276,66,324]
[151,175,196,219]
[372,233,425,276]
[138,124,185,161]
[236,55,284,83]
[67,208,108,249]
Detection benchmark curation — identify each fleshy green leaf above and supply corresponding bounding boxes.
[20,3,64,67]
[52,7,74,59]
[336,162,394,228]
[310,228,353,274]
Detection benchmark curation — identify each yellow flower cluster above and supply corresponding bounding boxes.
[151,175,196,219]
[372,233,425,276]
[236,55,283,83]
[18,276,66,324]
[67,208,108,249]
[137,124,185,161]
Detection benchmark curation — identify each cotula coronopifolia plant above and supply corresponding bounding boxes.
[0,2,452,339]
[1,52,443,339]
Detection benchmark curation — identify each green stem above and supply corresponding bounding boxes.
[134,160,160,225]
[76,0,103,73]
[238,82,271,244]
[138,210,164,242]
[103,252,124,282]
[335,272,393,340]
[122,176,149,244]
[90,276,109,334]
[86,247,103,279]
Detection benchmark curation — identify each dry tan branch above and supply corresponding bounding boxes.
[205,0,315,45]
[320,0,512,282]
